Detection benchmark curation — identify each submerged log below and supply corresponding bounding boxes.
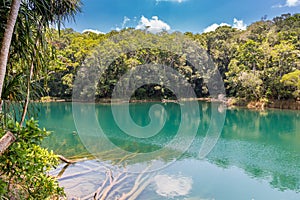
[0,131,16,156]
[58,155,76,164]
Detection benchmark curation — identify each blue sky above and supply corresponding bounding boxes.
[66,0,300,33]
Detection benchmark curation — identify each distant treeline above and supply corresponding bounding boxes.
[9,13,300,102]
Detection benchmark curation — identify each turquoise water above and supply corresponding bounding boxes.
[39,102,300,199]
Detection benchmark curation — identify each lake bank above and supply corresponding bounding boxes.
[40,96,300,110]
[227,97,300,110]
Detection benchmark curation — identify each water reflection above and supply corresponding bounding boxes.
[154,174,193,198]
[40,102,300,199]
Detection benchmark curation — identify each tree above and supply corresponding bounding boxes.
[0,0,21,103]
[0,0,81,154]
[0,120,64,198]
[201,26,238,80]
[46,13,300,102]
[46,28,106,98]
[281,70,300,99]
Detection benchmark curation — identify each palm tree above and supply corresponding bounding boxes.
[0,0,81,154]
[0,0,21,103]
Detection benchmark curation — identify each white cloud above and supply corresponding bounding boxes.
[115,16,131,31]
[273,0,300,7]
[203,18,247,33]
[154,174,193,198]
[135,16,171,33]
[203,23,230,33]
[286,0,300,6]
[122,16,130,29]
[82,29,104,34]
[232,18,247,30]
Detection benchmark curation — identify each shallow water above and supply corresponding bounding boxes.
[40,102,300,199]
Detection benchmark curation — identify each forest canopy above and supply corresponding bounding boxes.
[5,13,300,102]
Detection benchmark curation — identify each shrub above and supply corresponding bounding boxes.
[0,119,64,199]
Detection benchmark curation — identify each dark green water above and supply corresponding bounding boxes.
[39,102,300,199]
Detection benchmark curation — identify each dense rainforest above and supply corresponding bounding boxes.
[0,3,298,197]
[41,13,300,103]
[1,13,299,105]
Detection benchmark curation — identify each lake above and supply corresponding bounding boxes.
[39,102,300,200]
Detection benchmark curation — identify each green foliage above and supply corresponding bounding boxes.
[0,0,82,111]
[225,13,300,100]
[281,70,300,98]
[201,26,238,79]
[46,28,107,98]
[0,119,64,199]
[44,13,300,101]
[0,0,81,198]
[48,30,209,100]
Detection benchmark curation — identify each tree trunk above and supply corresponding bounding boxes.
[20,23,41,126]
[20,39,38,125]
[0,0,21,155]
[0,0,21,100]
[0,132,16,156]
[20,60,34,126]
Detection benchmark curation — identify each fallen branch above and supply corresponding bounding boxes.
[98,172,128,200]
[119,175,149,200]
[128,177,153,200]
[77,154,155,200]
[58,155,84,164]
[81,169,113,200]
[58,155,75,164]
[115,152,138,165]
[94,169,113,199]
[119,169,153,200]
[55,163,70,179]
[58,166,104,181]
